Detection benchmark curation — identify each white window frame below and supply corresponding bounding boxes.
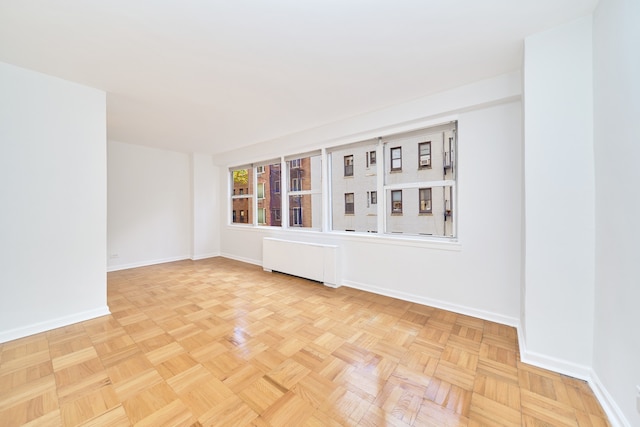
[228,118,457,242]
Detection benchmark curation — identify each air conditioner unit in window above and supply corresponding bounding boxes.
[420,159,431,167]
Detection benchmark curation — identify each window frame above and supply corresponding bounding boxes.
[344,155,354,177]
[419,188,432,214]
[291,177,301,192]
[390,147,402,171]
[418,142,432,169]
[291,206,303,226]
[228,119,457,241]
[345,193,355,215]
[391,190,403,214]
[258,207,267,224]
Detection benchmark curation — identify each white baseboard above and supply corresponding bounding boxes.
[190,252,221,261]
[220,252,262,267]
[516,326,630,427]
[0,306,111,344]
[342,279,520,327]
[107,255,190,272]
[517,340,592,381]
[588,371,631,427]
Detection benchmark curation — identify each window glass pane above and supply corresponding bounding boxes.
[287,194,322,229]
[383,122,457,237]
[288,156,321,193]
[257,163,281,227]
[386,186,454,236]
[286,154,322,229]
[231,167,253,224]
[330,141,378,233]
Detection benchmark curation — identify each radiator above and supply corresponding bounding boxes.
[262,238,339,287]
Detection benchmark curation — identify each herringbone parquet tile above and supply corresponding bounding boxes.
[0,257,610,426]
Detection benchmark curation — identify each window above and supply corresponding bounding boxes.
[390,147,402,171]
[230,121,456,238]
[391,190,403,214]
[444,136,454,170]
[419,142,431,168]
[291,177,301,191]
[287,155,322,229]
[445,186,453,216]
[329,140,377,232]
[231,167,253,224]
[366,150,376,168]
[345,193,354,214]
[291,206,303,226]
[344,155,354,177]
[419,188,432,213]
[257,162,281,227]
[384,122,456,236]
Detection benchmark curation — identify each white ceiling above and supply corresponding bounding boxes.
[0,0,597,155]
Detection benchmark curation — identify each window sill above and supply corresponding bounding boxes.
[225,224,460,251]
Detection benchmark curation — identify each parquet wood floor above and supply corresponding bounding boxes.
[0,257,610,426]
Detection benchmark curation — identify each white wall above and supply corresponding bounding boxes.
[593,0,640,425]
[217,74,523,326]
[0,62,108,342]
[191,153,220,259]
[522,16,595,375]
[107,141,191,271]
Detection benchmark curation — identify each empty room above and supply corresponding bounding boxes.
[0,0,638,426]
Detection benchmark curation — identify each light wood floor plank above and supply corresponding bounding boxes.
[0,257,610,426]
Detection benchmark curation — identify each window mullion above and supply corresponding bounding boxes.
[323,148,331,233]
[376,138,385,234]
[252,165,258,225]
[281,156,289,228]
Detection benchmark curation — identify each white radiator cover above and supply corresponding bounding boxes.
[262,238,340,287]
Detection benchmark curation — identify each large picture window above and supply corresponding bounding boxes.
[230,121,456,238]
